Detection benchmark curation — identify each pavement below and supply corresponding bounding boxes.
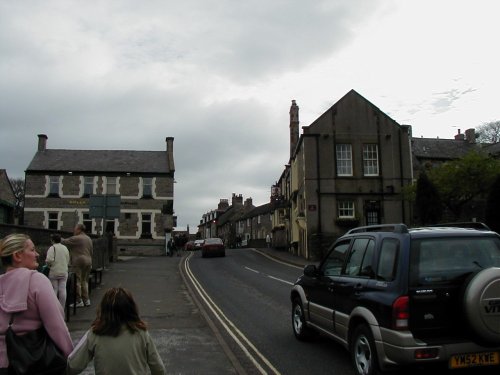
[66,247,311,374]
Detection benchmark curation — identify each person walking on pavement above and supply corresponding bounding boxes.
[67,287,166,375]
[62,223,93,307]
[0,234,74,373]
[266,233,271,248]
[45,233,71,308]
[167,238,173,257]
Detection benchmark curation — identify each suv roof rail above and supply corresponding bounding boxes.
[345,224,409,235]
[426,222,491,230]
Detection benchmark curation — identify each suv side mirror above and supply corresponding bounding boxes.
[303,264,318,277]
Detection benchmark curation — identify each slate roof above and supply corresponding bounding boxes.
[241,203,271,220]
[411,137,479,160]
[484,142,500,156]
[217,205,244,226]
[26,149,171,174]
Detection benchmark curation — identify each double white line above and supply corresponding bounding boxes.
[182,252,280,375]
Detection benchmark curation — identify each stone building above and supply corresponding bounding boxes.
[216,194,254,247]
[199,198,229,239]
[0,170,16,224]
[273,90,414,260]
[236,202,272,248]
[23,134,175,255]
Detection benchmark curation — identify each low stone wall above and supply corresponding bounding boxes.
[0,224,112,270]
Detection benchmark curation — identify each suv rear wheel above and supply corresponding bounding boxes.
[350,324,379,375]
[292,297,314,340]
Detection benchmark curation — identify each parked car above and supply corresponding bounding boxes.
[201,238,225,258]
[193,239,204,250]
[184,241,195,251]
[291,223,500,375]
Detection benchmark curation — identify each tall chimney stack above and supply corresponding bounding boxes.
[289,100,299,158]
[37,134,48,151]
[165,137,175,172]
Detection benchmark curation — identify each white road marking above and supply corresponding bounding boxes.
[184,253,280,375]
[245,266,260,274]
[267,275,294,285]
[244,266,294,286]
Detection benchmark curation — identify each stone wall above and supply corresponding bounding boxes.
[0,224,112,270]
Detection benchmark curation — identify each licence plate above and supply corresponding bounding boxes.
[449,351,499,369]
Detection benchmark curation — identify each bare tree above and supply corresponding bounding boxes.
[9,177,25,223]
[476,120,500,143]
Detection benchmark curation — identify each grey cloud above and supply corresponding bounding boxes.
[0,0,383,229]
[430,87,477,114]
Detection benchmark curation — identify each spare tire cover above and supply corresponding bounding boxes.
[464,267,500,343]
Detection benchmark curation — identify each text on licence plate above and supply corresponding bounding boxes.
[449,351,499,369]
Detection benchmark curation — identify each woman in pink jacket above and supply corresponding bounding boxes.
[0,233,74,373]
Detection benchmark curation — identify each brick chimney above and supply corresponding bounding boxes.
[290,100,299,158]
[165,137,175,172]
[218,199,229,211]
[454,129,465,141]
[465,128,476,144]
[244,197,253,208]
[37,134,48,151]
[231,193,243,206]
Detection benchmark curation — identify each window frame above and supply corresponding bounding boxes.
[106,177,117,194]
[83,176,94,197]
[338,201,355,219]
[336,144,353,176]
[83,213,92,234]
[142,177,153,198]
[363,144,379,176]
[48,176,59,197]
[141,213,152,238]
[47,212,58,230]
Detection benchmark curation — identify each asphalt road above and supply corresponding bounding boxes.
[185,248,355,375]
[185,248,500,375]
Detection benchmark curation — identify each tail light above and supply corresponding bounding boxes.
[392,296,409,330]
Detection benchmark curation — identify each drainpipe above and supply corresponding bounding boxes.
[398,127,406,221]
[315,135,322,235]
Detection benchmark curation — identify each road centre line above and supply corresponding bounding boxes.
[244,266,294,286]
[184,253,280,375]
[244,266,260,274]
[267,275,294,285]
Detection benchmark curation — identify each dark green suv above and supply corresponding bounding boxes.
[291,224,500,374]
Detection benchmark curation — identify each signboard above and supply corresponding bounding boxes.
[89,194,121,219]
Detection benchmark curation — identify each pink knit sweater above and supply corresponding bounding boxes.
[0,268,74,368]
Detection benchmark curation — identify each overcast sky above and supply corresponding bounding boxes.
[1,0,499,232]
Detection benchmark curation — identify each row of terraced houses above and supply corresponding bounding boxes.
[198,90,500,260]
[1,89,499,258]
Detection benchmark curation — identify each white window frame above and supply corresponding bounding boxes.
[83,176,94,196]
[336,144,353,176]
[363,144,379,176]
[48,212,59,230]
[49,176,59,195]
[142,213,152,235]
[338,201,355,219]
[83,213,92,234]
[106,177,118,194]
[143,177,153,197]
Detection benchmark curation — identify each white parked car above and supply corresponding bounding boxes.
[193,239,204,250]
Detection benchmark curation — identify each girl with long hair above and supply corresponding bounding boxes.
[67,287,165,374]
